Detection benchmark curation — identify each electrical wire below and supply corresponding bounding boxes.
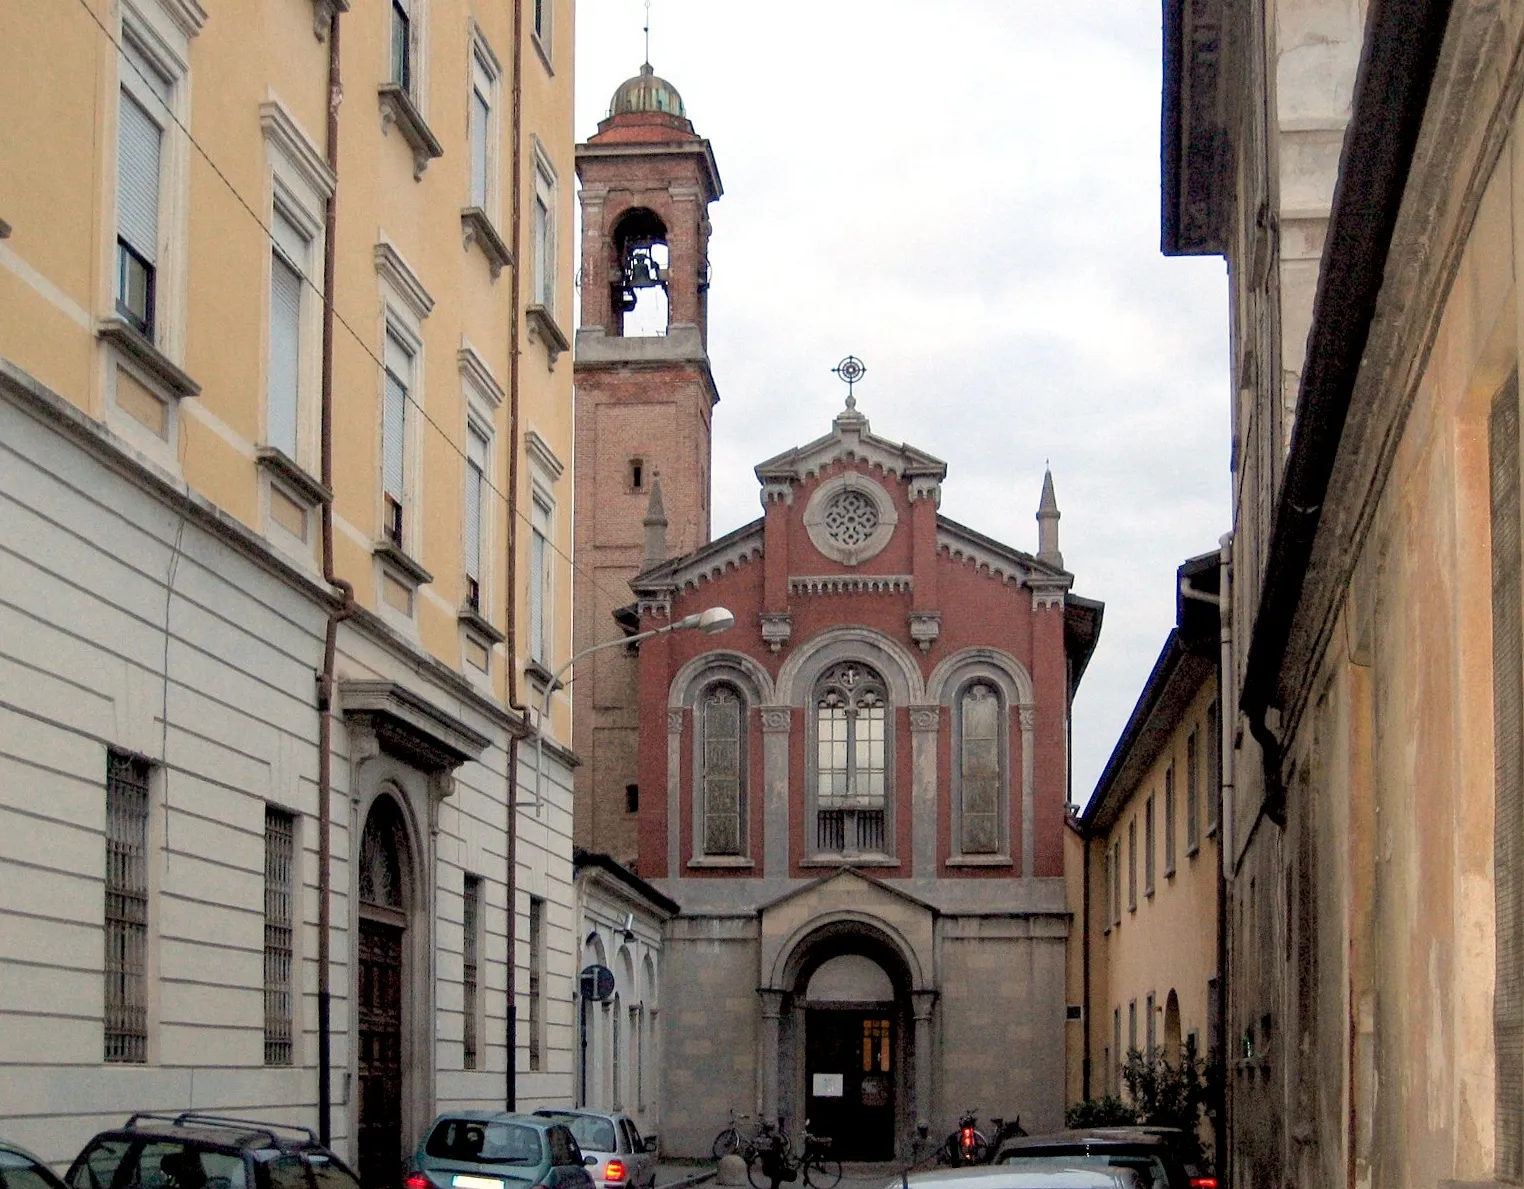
[75,0,647,620]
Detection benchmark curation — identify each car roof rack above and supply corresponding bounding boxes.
[122,1113,320,1147]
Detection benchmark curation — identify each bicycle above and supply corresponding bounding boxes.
[746,1123,840,1189]
[712,1109,761,1161]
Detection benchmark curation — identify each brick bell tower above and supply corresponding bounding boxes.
[572,62,723,860]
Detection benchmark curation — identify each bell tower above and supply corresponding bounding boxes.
[572,63,723,860]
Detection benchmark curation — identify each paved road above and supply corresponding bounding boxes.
[654,1161,907,1189]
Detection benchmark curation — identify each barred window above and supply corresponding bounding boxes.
[528,896,544,1072]
[958,682,1003,855]
[463,875,481,1070]
[700,684,745,856]
[105,750,150,1063]
[1186,729,1201,855]
[814,662,889,857]
[264,806,295,1066]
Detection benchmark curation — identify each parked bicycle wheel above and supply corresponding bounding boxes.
[713,1128,741,1161]
[802,1156,841,1189]
[746,1153,785,1189]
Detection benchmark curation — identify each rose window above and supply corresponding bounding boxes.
[823,490,880,547]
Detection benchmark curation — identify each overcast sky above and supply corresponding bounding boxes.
[573,1,1231,806]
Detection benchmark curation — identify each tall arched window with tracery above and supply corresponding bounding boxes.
[814,661,889,857]
[699,683,745,856]
[958,681,1005,854]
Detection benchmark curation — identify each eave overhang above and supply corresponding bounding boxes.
[1161,0,1228,256]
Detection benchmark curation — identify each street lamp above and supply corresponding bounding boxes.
[531,606,736,809]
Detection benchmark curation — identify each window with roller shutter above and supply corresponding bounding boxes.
[382,331,411,548]
[1491,372,1523,1178]
[267,209,309,460]
[464,422,489,609]
[115,37,169,339]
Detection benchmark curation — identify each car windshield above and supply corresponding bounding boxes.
[424,1122,543,1166]
[551,1118,616,1153]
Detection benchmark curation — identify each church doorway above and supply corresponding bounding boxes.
[800,954,899,1161]
[357,795,412,1189]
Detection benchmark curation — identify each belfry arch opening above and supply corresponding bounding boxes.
[612,208,670,338]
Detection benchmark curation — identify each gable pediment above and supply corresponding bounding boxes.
[754,405,946,498]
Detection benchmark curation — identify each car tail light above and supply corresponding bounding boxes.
[1189,1179,1218,1188]
[405,1175,431,1189]
[604,1161,626,1182]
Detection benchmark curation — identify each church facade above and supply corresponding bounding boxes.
[571,65,1101,1159]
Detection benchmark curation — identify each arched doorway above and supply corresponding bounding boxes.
[802,954,899,1161]
[1163,990,1182,1064]
[357,795,413,1189]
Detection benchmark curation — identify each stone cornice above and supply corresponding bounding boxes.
[373,239,435,320]
[789,574,912,596]
[260,97,336,200]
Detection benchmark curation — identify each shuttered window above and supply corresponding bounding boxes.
[959,682,1002,854]
[267,211,307,460]
[532,164,554,310]
[1112,839,1122,926]
[465,423,488,597]
[470,53,492,210]
[1206,701,1220,835]
[1163,761,1177,876]
[105,750,150,1063]
[1186,729,1201,854]
[1127,819,1137,911]
[264,806,295,1066]
[115,50,166,338]
[1492,374,1524,1179]
[462,874,480,1070]
[529,495,551,663]
[1144,794,1156,895]
[701,685,744,856]
[382,332,410,546]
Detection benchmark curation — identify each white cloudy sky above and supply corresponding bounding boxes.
[573,1,1231,805]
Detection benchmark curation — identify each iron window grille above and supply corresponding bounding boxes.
[463,875,480,1069]
[264,806,295,1066]
[528,896,544,1071]
[105,750,150,1063]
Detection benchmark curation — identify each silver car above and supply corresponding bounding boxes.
[533,1111,656,1189]
[891,1165,1144,1189]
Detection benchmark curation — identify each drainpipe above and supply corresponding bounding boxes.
[1215,535,1232,1183]
[1081,825,1092,1102]
[316,8,355,1149]
[503,0,530,1113]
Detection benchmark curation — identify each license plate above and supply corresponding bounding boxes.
[452,1176,505,1189]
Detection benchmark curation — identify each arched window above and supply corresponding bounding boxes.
[814,661,889,857]
[699,683,745,856]
[359,795,408,910]
[958,681,1004,854]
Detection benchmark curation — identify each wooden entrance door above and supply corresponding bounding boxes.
[805,1009,895,1160]
[358,916,405,1189]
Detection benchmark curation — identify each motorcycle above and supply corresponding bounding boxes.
[936,1110,1025,1166]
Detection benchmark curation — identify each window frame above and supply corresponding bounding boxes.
[1163,760,1177,878]
[528,895,545,1072]
[531,0,553,68]
[952,678,1008,858]
[1186,727,1201,856]
[694,681,748,858]
[462,873,481,1070]
[105,749,152,1064]
[381,326,416,551]
[531,147,557,314]
[463,417,491,611]
[1144,794,1156,896]
[528,489,553,667]
[1127,819,1137,912]
[809,661,893,860]
[264,804,296,1067]
[467,35,502,219]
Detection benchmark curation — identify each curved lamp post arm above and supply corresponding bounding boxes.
[528,606,735,811]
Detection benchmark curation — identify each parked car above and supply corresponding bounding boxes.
[409,1114,595,1189]
[531,1112,655,1189]
[993,1128,1205,1189]
[892,1163,1146,1189]
[2,1139,71,1189]
[64,1113,359,1189]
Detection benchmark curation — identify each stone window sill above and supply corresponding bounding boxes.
[458,604,506,645]
[800,855,898,868]
[526,303,569,370]
[945,854,1014,868]
[257,446,331,506]
[461,207,512,278]
[687,856,754,870]
[97,317,200,399]
[374,539,433,587]
[378,83,443,179]
[525,657,558,690]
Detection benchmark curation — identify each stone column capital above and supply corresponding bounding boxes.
[760,705,793,734]
[908,705,941,734]
[911,990,938,1021]
[759,988,787,1018]
[667,707,686,736]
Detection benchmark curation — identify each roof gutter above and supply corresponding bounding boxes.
[1239,0,1453,827]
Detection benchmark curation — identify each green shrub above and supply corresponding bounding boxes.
[1063,1095,1139,1129]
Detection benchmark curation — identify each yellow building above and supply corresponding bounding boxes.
[0,0,578,1174]
[1071,550,1223,1145]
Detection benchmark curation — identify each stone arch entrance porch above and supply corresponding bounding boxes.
[758,875,938,1160]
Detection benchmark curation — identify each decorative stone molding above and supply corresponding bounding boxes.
[257,446,331,507]
[1029,580,1068,610]
[639,528,765,594]
[458,343,505,408]
[790,574,912,596]
[525,429,565,481]
[908,476,942,505]
[762,478,794,505]
[759,706,792,734]
[1019,707,1035,730]
[260,99,336,201]
[97,317,201,399]
[373,240,435,321]
[908,610,941,652]
[760,611,793,653]
[802,471,898,566]
[908,705,940,733]
[938,530,1030,586]
[312,0,348,39]
[340,679,489,771]
[637,593,673,618]
[667,708,685,736]
[377,83,444,179]
[526,304,570,370]
[460,208,513,279]
[911,989,939,1022]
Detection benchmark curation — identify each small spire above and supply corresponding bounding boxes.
[1036,466,1063,569]
[643,0,652,68]
[643,473,668,567]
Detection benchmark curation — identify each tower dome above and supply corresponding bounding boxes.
[609,63,686,119]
